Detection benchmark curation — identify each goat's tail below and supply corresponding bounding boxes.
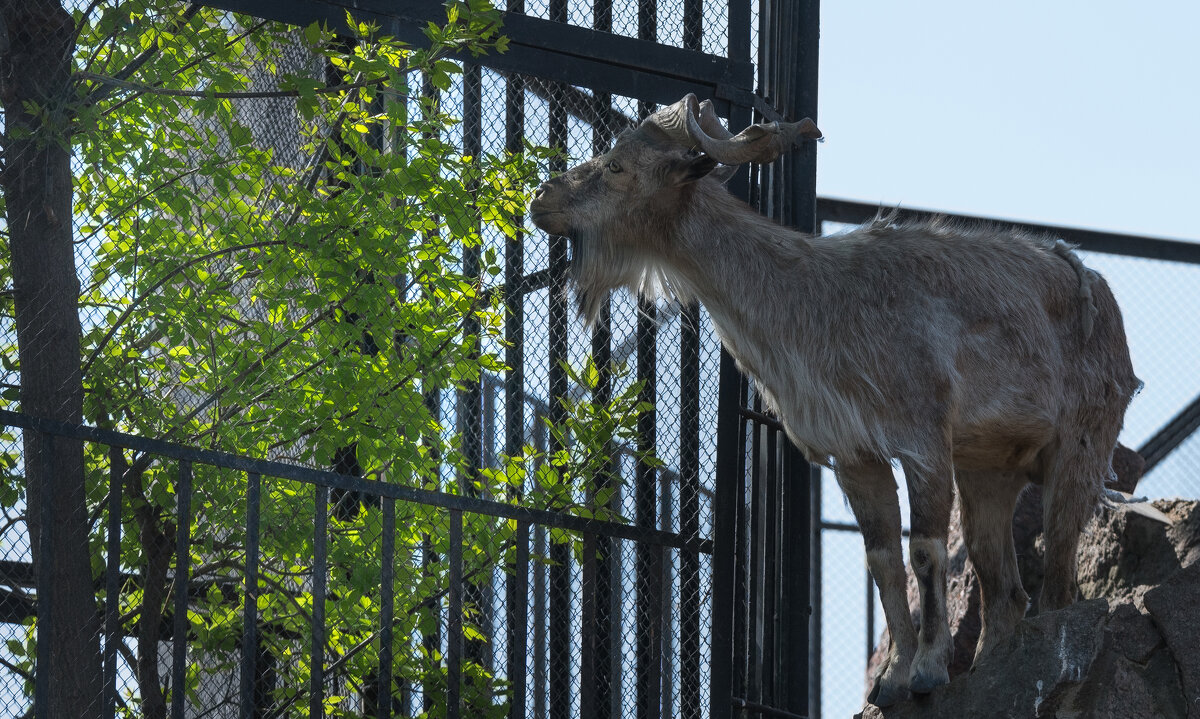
[1051,239,1098,340]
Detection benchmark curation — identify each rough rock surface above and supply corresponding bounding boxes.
[858,599,1110,719]
[1142,563,1200,719]
[859,449,1200,718]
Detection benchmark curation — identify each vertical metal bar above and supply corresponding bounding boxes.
[503,4,529,713]
[866,569,876,667]
[533,524,546,719]
[633,8,661,718]
[684,0,702,51]
[545,7,572,712]
[511,521,531,719]
[789,0,821,234]
[679,304,701,719]
[789,2,822,715]
[728,0,751,65]
[713,39,757,709]
[763,427,779,706]
[503,9,525,461]
[460,61,484,494]
[680,6,703,716]
[635,303,660,719]
[310,484,329,719]
[421,537,440,716]
[710,28,755,704]
[34,433,53,719]
[780,442,810,715]
[579,530,598,719]
[548,534,569,719]
[379,497,396,719]
[747,421,764,704]
[709,353,744,719]
[448,509,463,719]
[588,3,616,712]
[103,448,123,719]
[239,472,261,719]
[809,465,823,719]
[460,57,492,683]
[171,461,193,719]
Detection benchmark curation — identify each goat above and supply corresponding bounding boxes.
[529,94,1140,706]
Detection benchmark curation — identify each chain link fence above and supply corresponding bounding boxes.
[0,0,753,716]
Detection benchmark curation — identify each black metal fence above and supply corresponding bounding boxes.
[0,0,819,718]
[5,2,1195,718]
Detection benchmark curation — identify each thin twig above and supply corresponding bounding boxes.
[97,18,271,119]
[81,238,289,376]
[78,71,399,101]
[80,4,202,106]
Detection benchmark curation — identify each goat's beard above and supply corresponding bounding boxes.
[568,230,689,325]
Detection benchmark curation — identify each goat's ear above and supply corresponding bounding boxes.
[669,153,719,185]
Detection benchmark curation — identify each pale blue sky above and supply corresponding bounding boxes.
[817,0,1199,241]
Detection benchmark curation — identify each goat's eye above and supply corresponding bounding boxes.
[606,160,623,174]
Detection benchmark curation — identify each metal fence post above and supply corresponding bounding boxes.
[239,472,261,719]
[34,433,53,719]
[310,485,328,719]
[172,461,193,719]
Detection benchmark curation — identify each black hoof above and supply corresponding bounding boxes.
[908,669,949,696]
[871,682,908,708]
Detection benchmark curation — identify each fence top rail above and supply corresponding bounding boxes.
[817,197,1200,265]
[0,409,711,554]
[194,0,758,114]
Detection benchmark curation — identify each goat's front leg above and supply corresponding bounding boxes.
[902,452,954,695]
[837,461,916,708]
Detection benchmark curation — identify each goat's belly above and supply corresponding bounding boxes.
[951,420,1054,471]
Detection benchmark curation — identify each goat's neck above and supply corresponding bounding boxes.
[663,186,814,322]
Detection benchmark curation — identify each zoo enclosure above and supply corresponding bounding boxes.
[0,1,820,718]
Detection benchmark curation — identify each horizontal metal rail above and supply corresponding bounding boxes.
[1138,392,1200,474]
[738,406,786,432]
[0,409,711,554]
[195,0,757,113]
[731,696,808,719]
[821,521,909,538]
[817,197,1200,264]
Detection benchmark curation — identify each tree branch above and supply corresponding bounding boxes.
[78,70,399,101]
[80,4,202,107]
[81,239,289,377]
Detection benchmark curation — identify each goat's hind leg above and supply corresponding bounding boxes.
[956,470,1029,664]
[1040,437,1109,611]
[838,461,916,708]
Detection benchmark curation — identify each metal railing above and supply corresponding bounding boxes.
[0,1,823,718]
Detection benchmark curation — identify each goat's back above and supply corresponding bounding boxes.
[772,218,1138,470]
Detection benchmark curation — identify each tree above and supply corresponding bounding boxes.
[3,0,517,714]
[2,1,647,715]
[0,2,103,717]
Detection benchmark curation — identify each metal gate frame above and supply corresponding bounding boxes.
[190,2,822,717]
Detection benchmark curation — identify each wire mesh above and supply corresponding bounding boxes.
[0,0,734,716]
[4,1,1195,718]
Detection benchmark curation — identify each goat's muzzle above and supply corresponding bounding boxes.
[529,179,570,236]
